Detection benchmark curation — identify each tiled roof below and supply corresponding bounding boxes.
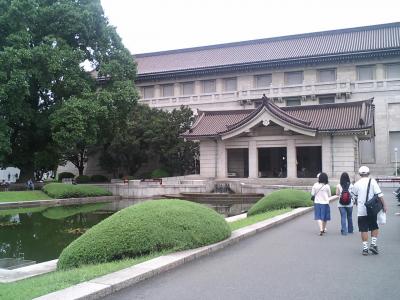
[182,98,374,138]
[135,23,400,77]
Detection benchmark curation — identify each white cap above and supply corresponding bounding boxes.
[316,173,321,178]
[358,166,370,175]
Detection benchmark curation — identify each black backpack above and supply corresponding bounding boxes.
[339,182,351,205]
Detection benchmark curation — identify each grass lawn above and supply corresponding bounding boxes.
[0,208,294,299]
[0,252,171,300]
[0,191,51,202]
[229,208,292,231]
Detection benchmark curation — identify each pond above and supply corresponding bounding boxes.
[0,203,114,264]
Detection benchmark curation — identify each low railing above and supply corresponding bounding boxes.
[138,79,400,108]
[376,177,400,183]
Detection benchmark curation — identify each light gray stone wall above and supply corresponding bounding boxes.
[200,140,217,177]
[137,57,400,176]
[331,136,358,180]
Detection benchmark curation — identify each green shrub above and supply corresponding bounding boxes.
[90,175,109,183]
[57,199,231,269]
[150,168,169,178]
[248,189,313,216]
[57,172,75,182]
[75,175,90,184]
[331,185,336,196]
[42,183,112,199]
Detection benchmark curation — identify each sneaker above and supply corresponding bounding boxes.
[369,244,379,255]
[362,249,369,256]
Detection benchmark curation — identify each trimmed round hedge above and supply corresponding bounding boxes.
[57,199,231,269]
[248,189,313,216]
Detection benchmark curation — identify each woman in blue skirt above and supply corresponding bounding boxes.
[311,172,331,236]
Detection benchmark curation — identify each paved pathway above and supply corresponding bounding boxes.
[104,188,400,300]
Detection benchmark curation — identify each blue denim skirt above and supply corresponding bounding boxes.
[314,203,331,221]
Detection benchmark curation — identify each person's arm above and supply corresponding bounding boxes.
[372,179,386,212]
[336,184,341,196]
[311,184,316,196]
[379,196,387,213]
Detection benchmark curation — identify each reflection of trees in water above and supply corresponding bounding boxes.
[0,207,112,263]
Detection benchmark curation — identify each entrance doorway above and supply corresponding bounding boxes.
[227,149,249,178]
[258,147,287,178]
[296,146,322,178]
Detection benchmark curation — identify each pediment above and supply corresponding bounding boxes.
[221,107,316,140]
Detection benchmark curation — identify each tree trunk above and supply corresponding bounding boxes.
[18,163,35,183]
[77,151,86,176]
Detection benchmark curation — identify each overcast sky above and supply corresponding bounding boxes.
[100,0,399,55]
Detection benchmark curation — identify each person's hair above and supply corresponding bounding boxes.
[340,172,351,187]
[318,172,328,184]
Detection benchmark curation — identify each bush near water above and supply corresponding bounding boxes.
[248,189,313,216]
[43,183,112,199]
[57,199,231,269]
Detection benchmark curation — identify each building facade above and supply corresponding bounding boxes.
[134,23,400,180]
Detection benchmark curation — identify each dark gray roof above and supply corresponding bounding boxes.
[135,23,400,79]
[182,98,375,138]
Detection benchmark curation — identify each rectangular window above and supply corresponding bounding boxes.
[284,71,303,85]
[286,97,301,106]
[389,132,400,162]
[357,65,375,81]
[258,147,287,178]
[317,69,336,82]
[161,84,174,97]
[202,80,216,93]
[386,63,400,79]
[223,77,237,92]
[318,96,335,104]
[181,81,194,95]
[142,86,154,99]
[296,146,322,178]
[255,74,272,88]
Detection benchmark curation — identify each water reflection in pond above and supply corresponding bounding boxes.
[0,203,114,263]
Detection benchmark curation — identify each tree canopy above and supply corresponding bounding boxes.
[0,0,137,179]
[99,105,199,178]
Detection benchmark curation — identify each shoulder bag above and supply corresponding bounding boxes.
[364,178,383,216]
[311,184,325,201]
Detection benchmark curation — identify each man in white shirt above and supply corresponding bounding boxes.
[353,166,387,255]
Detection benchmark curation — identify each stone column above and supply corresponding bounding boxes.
[286,139,297,179]
[322,135,333,178]
[216,139,227,178]
[248,140,258,178]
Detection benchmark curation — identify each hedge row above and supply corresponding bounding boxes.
[42,183,112,199]
[57,199,231,269]
[57,172,109,183]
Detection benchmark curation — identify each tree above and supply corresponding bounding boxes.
[0,0,137,179]
[99,105,198,178]
[0,120,11,164]
[50,96,105,175]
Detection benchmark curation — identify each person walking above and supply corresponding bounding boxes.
[336,172,354,235]
[311,172,331,236]
[352,166,387,255]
